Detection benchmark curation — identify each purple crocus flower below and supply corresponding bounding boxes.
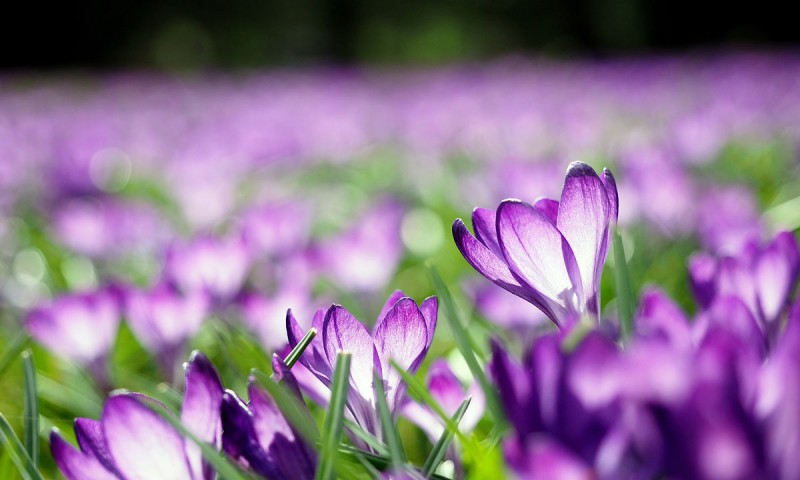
[124,284,210,378]
[287,291,437,437]
[453,161,618,327]
[689,231,800,345]
[25,287,121,387]
[221,356,317,480]
[50,351,224,480]
[164,234,251,303]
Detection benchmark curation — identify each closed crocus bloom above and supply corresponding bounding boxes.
[26,287,121,385]
[453,162,618,327]
[50,351,224,480]
[124,284,210,377]
[164,234,251,303]
[221,356,317,480]
[287,290,437,437]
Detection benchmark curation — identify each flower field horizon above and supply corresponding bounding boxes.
[2,52,800,479]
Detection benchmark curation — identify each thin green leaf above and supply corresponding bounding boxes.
[344,419,389,456]
[283,328,317,369]
[422,397,471,478]
[338,446,451,480]
[317,351,352,480]
[372,369,406,467]
[612,227,635,341]
[22,351,39,467]
[0,333,29,378]
[0,413,44,480]
[427,265,504,423]
[145,403,255,480]
[251,369,321,445]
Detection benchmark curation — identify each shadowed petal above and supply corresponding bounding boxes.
[505,436,594,480]
[602,168,619,224]
[472,207,502,257]
[556,162,609,310]
[220,391,279,479]
[102,394,193,480]
[323,305,378,403]
[50,431,119,480]
[181,351,224,480]
[74,418,120,476]
[497,200,580,321]
[419,296,438,348]
[287,308,331,383]
[374,297,428,410]
[636,288,693,350]
[688,253,718,310]
[533,198,560,225]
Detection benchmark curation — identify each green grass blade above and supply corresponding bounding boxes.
[422,397,470,478]
[612,227,635,341]
[283,328,317,369]
[251,369,321,445]
[372,370,406,467]
[146,403,255,480]
[427,265,504,423]
[0,413,44,480]
[316,351,352,480]
[0,333,29,378]
[22,351,39,467]
[344,419,389,455]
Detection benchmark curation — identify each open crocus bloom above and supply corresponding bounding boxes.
[453,161,618,327]
[50,351,224,480]
[287,290,437,438]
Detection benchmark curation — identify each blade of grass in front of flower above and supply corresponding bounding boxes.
[373,369,406,468]
[428,265,504,424]
[344,419,389,455]
[0,333,29,378]
[422,397,471,478]
[317,351,352,480]
[0,413,44,480]
[22,351,39,467]
[612,227,635,340]
[146,402,255,480]
[282,328,317,369]
[251,369,321,445]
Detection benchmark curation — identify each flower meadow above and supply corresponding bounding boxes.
[1,53,800,479]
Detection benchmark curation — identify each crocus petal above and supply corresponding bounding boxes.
[472,207,503,257]
[688,253,718,310]
[419,296,438,348]
[50,431,119,480]
[373,297,428,410]
[102,394,193,480]
[556,162,609,310]
[755,231,799,324]
[74,418,120,476]
[453,218,551,317]
[496,200,580,322]
[181,352,223,480]
[323,305,378,404]
[220,391,280,479]
[377,290,407,324]
[287,308,332,383]
[505,436,594,480]
[602,168,619,224]
[533,198,560,225]
[635,288,693,350]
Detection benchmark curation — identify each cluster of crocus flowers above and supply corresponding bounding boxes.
[287,291,437,440]
[453,161,618,327]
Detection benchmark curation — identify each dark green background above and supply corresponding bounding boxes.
[2,0,798,70]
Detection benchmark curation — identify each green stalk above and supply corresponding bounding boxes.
[316,351,352,480]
